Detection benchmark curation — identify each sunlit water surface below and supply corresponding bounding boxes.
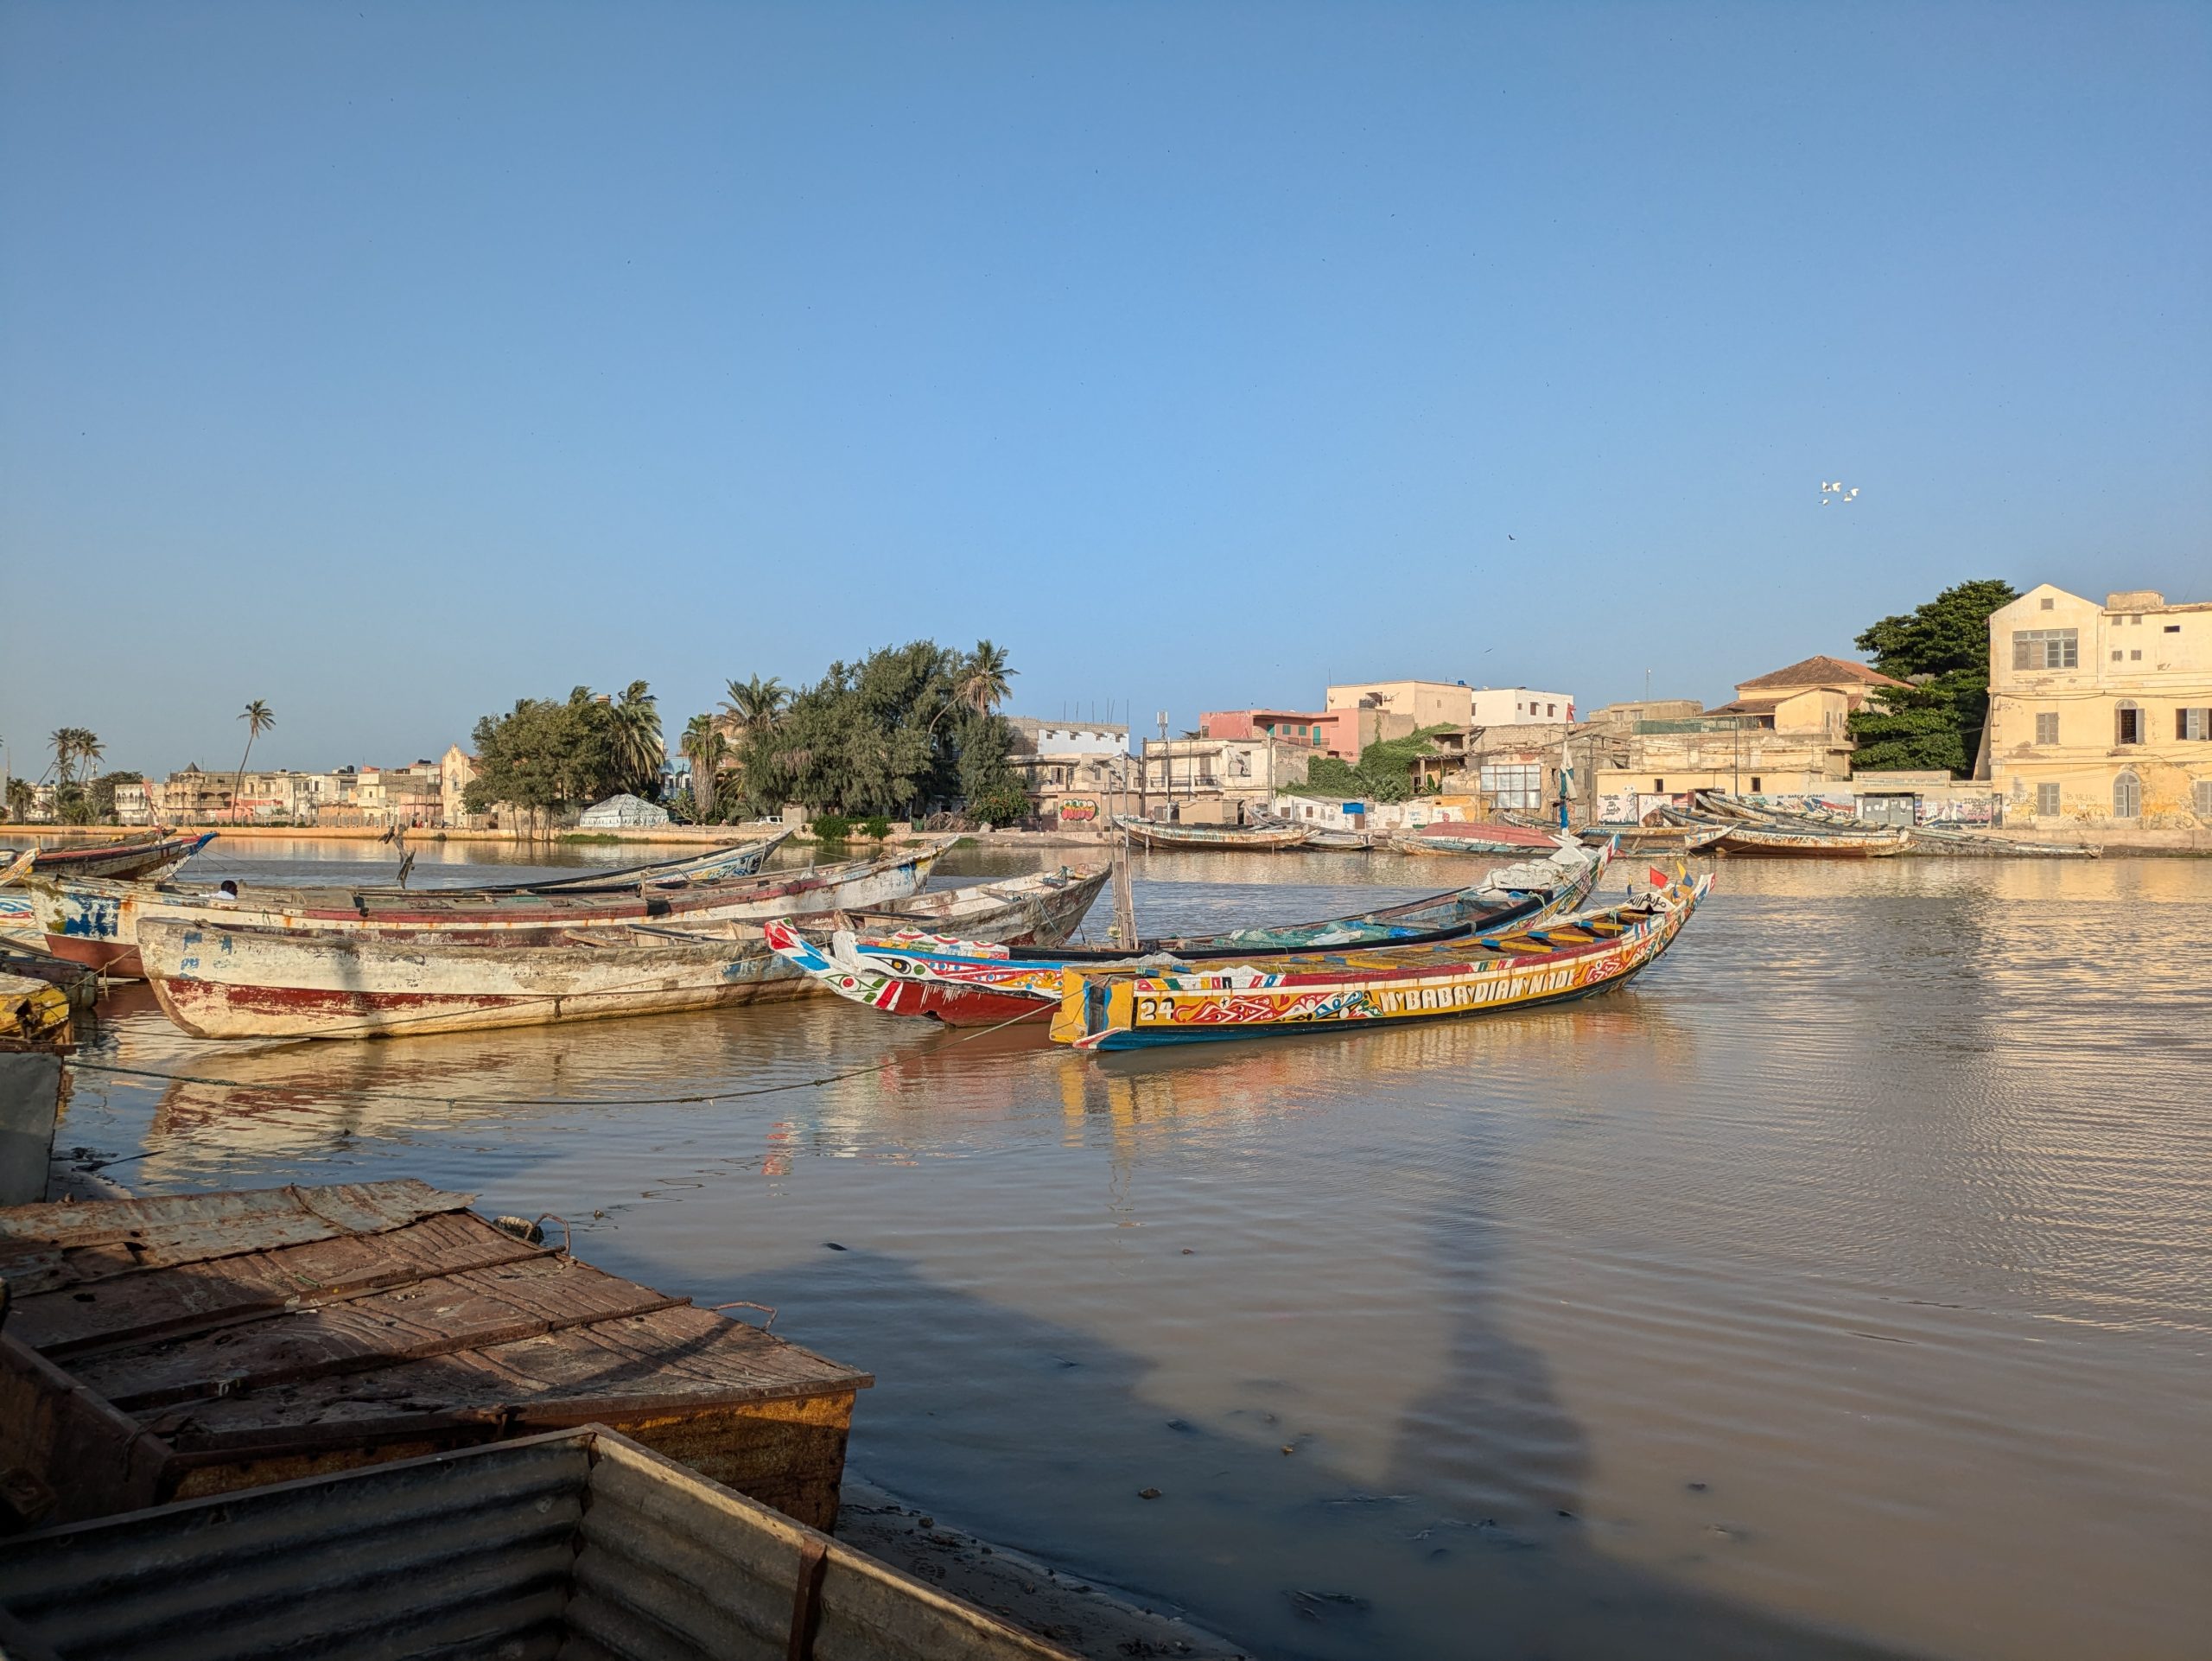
[54,841,2212,1661]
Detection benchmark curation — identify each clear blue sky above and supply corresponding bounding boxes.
[3,1,2207,777]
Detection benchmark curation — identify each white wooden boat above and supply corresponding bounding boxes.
[29,839,941,979]
[1112,816,1311,851]
[136,866,1108,1040]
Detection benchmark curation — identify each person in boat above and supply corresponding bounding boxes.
[205,879,242,904]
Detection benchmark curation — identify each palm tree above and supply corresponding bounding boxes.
[955,640,1015,717]
[680,713,728,820]
[232,700,275,822]
[76,730,105,784]
[719,675,788,740]
[612,681,664,798]
[47,729,73,787]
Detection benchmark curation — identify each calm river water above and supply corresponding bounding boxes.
[51,840,2212,1661]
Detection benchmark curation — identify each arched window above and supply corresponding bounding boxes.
[2116,701,2142,745]
[2113,771,2141,819]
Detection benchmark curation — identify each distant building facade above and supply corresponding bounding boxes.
[1984,585,2212,826]
[1006,717,1133,824]
[1325,679,1474,736]
[1139,735,1311,808]
[1468,688,1575,725]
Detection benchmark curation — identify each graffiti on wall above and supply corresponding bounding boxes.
[1058,799,1098,823]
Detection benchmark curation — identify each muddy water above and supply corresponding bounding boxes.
[54,843,2212,1661]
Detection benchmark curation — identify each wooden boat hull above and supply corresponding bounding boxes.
[1388,825,1567,856]
[1580,824,1728,853]
[1053,876,1709,1050]
[0,1044,67,1206]
[136,865,1104,1040]
[1113,817,1311,851]
[13,831,218,882]
[32,842,948,980]
[767,844,1611,1028]
[1712,826,1908,857]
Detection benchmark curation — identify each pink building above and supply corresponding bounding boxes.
[1200,709,1357,757]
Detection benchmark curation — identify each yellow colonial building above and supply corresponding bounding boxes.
[1985,584,2212,826]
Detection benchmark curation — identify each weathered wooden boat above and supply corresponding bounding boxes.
[0,1426,1078,1661]
[1,830,218,883]
[1579,822,1729,853]
[1113,815,1312,851]
[29,839,951,978]
[431,829,793,893]
[1050,873,1711,1050]
[135,865,1109,1040]
[0,1181,871,1531]
[765,843,1611,1028]
[1298,825,1375,850]
[1386,822,1566,856]
[1708,821,1909,857]
[0,940,102,1010]
[0,972,73,1206]
[1901,824,2101,857]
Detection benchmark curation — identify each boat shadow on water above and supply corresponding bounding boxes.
[724,1238,1914,1661]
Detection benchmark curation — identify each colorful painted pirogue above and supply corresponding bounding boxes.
[1050,873,1710,1050]
[29,837,938,979]
[0,830,217,885]
[135,864,1108,1040]
[1112,817,1312,851]
[764,842,1611,1028]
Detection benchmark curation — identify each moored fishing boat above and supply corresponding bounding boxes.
[1,971,73,1204]
[1708,822,1909,858]
[1113,817,1312,851]
[765,842,1611,1028]
[1900,824,2101,857]
[1386,821,1565,856]
[1579,822,1729,853]
[0,830,219,884]
[1049,872,1710,1050]
[136,864,1109,1040]
[29,839,950,978]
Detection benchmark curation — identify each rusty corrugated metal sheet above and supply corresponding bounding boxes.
[0,1429,1080,1661]
[0,1179,473,1295]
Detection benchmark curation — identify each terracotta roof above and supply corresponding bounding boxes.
[1708,695,1786,715]
[1736,654,1905,691]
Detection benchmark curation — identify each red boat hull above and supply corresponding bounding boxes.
[875,978,1062,1028]
[41,934,143,979]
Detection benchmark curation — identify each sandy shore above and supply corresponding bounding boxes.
[838,1477,1252,1659]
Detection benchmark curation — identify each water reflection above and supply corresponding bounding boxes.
[54,846,2212,1661]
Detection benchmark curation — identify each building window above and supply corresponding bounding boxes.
[2130,650,2142,661]
[2117,703,2142,745]
[2011,629,2077,669]
[1547,703,1557,716]
[2112,651,2123,662]
[2040,596,2055,610]
[2130,614,2142,626]
[1653,778,1664,792]
[2036,712,2059,745]
[2196,780,2212,818]
[2037,782,2061,816]
[1479,763,1544,810]
[2165,625,2181,633]
[1750,776,1762,792]
[2113,772,2141,818]
[2179,709,2211,741]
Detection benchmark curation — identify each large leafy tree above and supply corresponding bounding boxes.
[1848,579,2018,775]
[462,684,639,830]
[610,680,665,799]
[679,713,728,821]
[729,640,1017,819]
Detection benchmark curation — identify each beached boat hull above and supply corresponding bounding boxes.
[1387,824,1567,856]
[1113,817,1311,851]
[32,842,946,979]
[766,844,1611,1028]
[1052,876,1709,1050]
[11,831,218,882]
[137,865,1105,1040]
[1580,824,1729,853]
[1711,826,1908,857]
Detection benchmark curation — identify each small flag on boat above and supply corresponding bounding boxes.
[1649,866,1670,889]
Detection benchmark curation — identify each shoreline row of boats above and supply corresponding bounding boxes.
[1,824,1720,1054]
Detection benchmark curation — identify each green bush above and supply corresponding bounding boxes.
[860,814,892,840]
[810,813,852,843]
[969,782,1031,826]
